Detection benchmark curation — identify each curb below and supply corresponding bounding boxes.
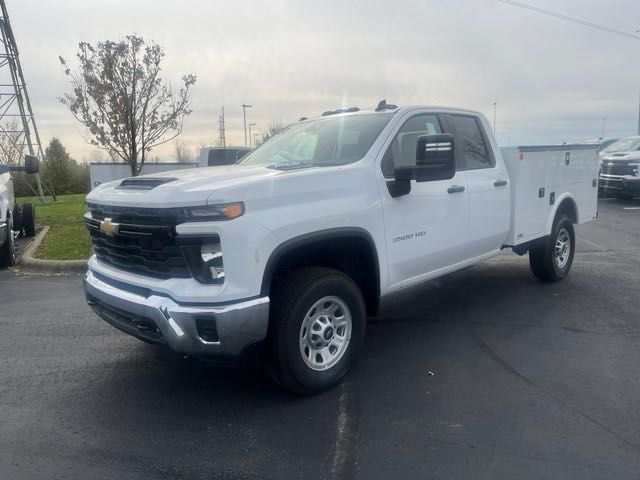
[19,226,87,274]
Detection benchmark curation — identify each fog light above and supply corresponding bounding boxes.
[180,236,224,284]
[201,242,224,281]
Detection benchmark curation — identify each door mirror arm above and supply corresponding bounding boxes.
[386,179,411,197]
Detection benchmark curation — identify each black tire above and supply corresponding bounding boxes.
[21,203,36,237]
[529,215,575,282]
[12,205,23,234]
[268,266,366,395]
[0,216,16,267]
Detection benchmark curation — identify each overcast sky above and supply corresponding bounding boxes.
[6,0,640,161]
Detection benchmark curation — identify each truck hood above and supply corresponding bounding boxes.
[86,164,286,207]
[601,151,640,162]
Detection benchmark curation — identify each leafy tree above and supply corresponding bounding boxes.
[42,138,73,194]
[59,35,196,176]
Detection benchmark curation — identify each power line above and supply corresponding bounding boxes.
[497,0,640,41]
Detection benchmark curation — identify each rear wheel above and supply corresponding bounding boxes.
[529,215,575,282]
[0,216,16,267]
[21,203,36,237]
[268,267,366,395]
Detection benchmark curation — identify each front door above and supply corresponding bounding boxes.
[378,112,469,290]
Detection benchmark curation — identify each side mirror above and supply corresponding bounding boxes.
[24,155,40,174]
[385,133,456,198]
[413,133,455,182]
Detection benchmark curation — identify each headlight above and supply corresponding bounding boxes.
[178,202,244,222]
[630,163,640,176]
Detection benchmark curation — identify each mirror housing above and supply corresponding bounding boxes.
[413,133,456,182]
[386,133,457,198]
[24,155,40,174]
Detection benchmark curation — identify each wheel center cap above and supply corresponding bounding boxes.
[323,327,334,340]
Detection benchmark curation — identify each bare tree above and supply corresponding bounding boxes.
[174,140,193,163]
[59,35,196,176]
[259,121,287,145]
[0,119,24,166]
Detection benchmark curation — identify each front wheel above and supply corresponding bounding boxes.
[268,267,366,395]
[529,215,575,282]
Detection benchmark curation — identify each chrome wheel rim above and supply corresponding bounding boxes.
[554,227,570,269]
[299,296,352,371]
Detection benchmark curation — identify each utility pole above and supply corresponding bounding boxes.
[218,106,226,148]
[248,123,256,147]
[0,0,45,202]
[253,132,260,147]
[241,104,252,147]
[492,102,497,134]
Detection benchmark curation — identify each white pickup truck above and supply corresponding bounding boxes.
[83,103,599,394]
[0,157,39,266]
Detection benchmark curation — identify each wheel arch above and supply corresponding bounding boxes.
[261,227,381,316]
[547,194,578,233]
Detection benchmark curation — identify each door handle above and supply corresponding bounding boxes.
[447,185,465,194]
[494,179,508,187]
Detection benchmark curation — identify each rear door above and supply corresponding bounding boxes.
[378,111,469,288]
[446,113,510,257]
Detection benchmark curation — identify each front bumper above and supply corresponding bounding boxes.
[84,270,270,357]
[599,174,640,195]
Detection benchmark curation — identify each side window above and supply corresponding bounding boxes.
[381,114,443,178]
[448,115,493,170]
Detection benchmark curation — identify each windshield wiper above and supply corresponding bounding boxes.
[267,162,321,170]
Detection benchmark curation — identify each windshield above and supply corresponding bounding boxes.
[601,137,640,153]
[239,114,393,167]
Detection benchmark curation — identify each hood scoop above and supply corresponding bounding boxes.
[117,177,178,190]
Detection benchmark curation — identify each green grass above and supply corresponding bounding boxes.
[17,194,91,260]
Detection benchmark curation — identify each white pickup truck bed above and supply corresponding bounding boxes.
[501,144,600,246]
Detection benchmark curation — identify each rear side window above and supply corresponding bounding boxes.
[448,115,493,170]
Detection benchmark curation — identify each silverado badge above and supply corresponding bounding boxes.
[99,217,119,236]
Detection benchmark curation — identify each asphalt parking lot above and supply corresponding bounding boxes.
[1,198,639,480]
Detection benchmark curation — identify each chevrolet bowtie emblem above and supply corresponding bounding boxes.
[99,217,119,236]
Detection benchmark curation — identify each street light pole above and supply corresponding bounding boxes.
[241,104,252,147]
[492,102,497,134]
[248,123,256,147]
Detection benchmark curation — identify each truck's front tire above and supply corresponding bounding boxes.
[529,215,575,282]
[268,267,366,395]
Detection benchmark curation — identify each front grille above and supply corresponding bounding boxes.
[85,204,190,279]
[601,163,635,176]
